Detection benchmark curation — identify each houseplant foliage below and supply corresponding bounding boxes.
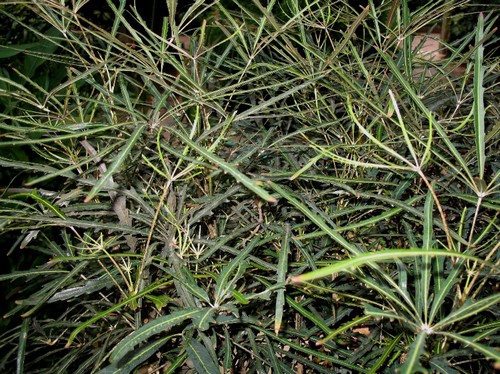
[0,0,498,372]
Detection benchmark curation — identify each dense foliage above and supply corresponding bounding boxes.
[0,0,498,373]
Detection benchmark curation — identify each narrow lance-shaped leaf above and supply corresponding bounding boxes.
[268,181,360,256]
[216,3,249,61]
[433,293,500,330]
[285,295,332,335]
[0,123,125,147]
[186,338,220,374]
[10,190,66,219]
[0,269,69,282]
[275,224,290,335]
[172,269,211,304]
[388,89,418,166]
[192,308,216,331]
[436,331,500,362]
[48,275,118,303]
[361,273,418,321]
[24,216,146,236]
[96,336,171,374]
[66,281,171,346]
[104,0,128,58]
[21,261,88,317]
[401,0,412,80]
[234,80,316,121]
[245,328,264,373]
[253,326,364,372]
[110,307,202,363]
[364,304,408,325]
[258,277,333,335]
[347,96,414,169]
[0,42,41,58]
[223,328,232,370]
[85,124,146,202]
[290,249,483,284]
[317,314,371,346]
[17,317,30,374]
[428,252,452,325]
[399,330,428,374]
[376,46,475,184]
[473,13,486,181]
[325,5,370,64]
[168,127,277,203]
[214,239,256,305]
[418,188,434,323]
[262,335,284,374]
[367,333,404,374]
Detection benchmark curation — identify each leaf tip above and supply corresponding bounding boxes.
[267,196,278,204]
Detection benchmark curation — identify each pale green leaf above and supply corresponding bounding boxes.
[290,249,482,284]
